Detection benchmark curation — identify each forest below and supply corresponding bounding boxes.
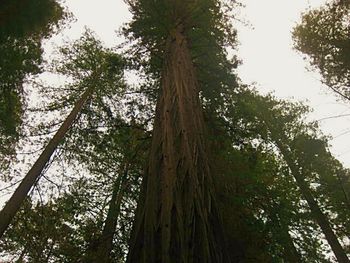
[1,0,350,262]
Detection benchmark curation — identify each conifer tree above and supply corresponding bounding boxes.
[0,32,126,239]
[124,0,237,261]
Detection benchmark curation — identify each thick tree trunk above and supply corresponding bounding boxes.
[89,165,128,263]
[276,141,350,263]
[0,87,93,239]
[127,24,229,263]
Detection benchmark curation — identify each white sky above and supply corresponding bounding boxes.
[235,0,350,167]
[50,0,350,167]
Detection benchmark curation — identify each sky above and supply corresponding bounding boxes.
[48,0,350,167]
[235,0,350,167]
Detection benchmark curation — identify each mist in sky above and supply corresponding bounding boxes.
[53,0,350,166]
[235,0,350,166]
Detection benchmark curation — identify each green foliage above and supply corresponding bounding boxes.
[122,0,350,261]
[34,29,127,141]
[231,89,350,260]
[0,30,147,262]
[0,196,87,262]
[2,1,350,262]
[0,0,68,163]
[293,1,350,99]
[0,0,67,40]
[0,38,42,135]
[123,0,239,108]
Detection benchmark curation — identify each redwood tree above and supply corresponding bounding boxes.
[293,0,350,100]
[0,32,126,239]
[236,92,350,262]
[125,0,236,261]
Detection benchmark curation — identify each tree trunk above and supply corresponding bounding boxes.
[0,87,93,239]
[335,172,350,212]
[268,204,302,263]
[16,247,27,263]
[280,227,301,263]
[89,164,128,263]
[276,141,350,263]
[127,23,229,263]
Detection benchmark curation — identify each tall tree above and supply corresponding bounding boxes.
[124,0,237,261]
[0,107,148,261]
[0,86,93,239]
[276,139,350,263]
[84,162,130,263]
[0,0,68,163]
[0,31,126,239]
[81,123,147,262]
[293,0,350,100]
[237,91,350,262]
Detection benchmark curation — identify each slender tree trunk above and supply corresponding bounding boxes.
[89,164,129,263]
[268,205,302,263]
[16,247,27,263]
[127,22,229,263]
[254,103,350,262]
[0,87,93,239]
[335,173,350,212]
[276,141,350,263]
[280,226,301,263]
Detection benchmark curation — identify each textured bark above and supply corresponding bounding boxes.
[127,24,229,263]
[0,87,93,239]
[276,141,350,263]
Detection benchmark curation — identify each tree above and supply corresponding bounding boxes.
[209,107,323,262]
[0,0,68,164]
[235,91,350,262]
[0,83,93,239]
[124,0,237,261]
[3,1,350,262]
[0,198,77,262]
[0,99,148,262]
[80,124,147,262]
[0,31,126,239]
[276,138,350,263]
[293,0,350,100]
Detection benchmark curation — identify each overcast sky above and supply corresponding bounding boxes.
[235,0,350,167]
[50,0,350,167]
